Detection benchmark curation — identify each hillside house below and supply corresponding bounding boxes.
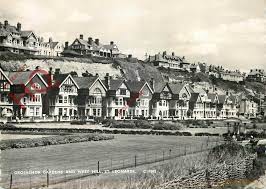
[63,35,119,58]
[246,69,265,83]
[74,75,107,119]
[146,51,189,70]
[220,70,244,83]
[38,37,63,56]
[0,20,39,54]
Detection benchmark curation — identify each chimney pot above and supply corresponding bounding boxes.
[17,22,21,31]
[95,38,99,45]
[110,41,114,45]
[80,34,83,40]
[4,20,8,27]
[65,41,69,49]
[104,73,110,89]
[150,78,155,91]
[88,37,93,45]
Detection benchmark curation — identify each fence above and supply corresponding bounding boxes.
[4,137,222,189]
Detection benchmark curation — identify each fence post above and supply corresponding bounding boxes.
[29,174,32,189]
[110,158,112,170]
[9,174,12,189]
[184,145,187,155]
[134,155,137,167]
[169,149,172,157]
[98,161,100,173]
[163,151,165,161]
[46,169,49,187]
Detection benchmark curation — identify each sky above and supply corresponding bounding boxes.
[0,0,265,72]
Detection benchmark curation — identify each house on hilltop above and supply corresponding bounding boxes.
[0,20,39,54]
[63,34,120,58]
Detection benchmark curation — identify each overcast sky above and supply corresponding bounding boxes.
[0,0,265,72]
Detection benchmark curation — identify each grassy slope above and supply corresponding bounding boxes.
[0,135,216,188]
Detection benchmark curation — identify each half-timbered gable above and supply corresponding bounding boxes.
[125,80,153,118]
[74,76,107,118]
[7,71,48,118]
[0,68,13,117]
[45,73,79,120]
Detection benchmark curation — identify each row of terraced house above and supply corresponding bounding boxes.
[0,67,260,121]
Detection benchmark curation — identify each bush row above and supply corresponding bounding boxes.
[0,127,194,137]
[0,134,114,150]
[104,119,183,130]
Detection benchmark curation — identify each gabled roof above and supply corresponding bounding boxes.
[190,93,200,103]
[58,74,79,89]
[168,83,185,95]
[126,80,153,94]
[7,71,47,87]
[218,95,226,104]
[153,81,168,93]
[109,79,125,90]
[20,30,34,38]
[43,41,60,49]
[126,80,146,93]
[207,93,218,103]
[74,76,98,89]
[0,68,13,85]
[74,76,107,91]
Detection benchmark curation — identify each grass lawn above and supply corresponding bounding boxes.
[0,135,220,189]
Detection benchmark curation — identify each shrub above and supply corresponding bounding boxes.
[181,132,192,136]
[152,122,181,130]
[134,120,152,129]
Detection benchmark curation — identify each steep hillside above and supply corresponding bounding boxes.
[0,58,121,78]
[0,52,264,96]
[115,59,164,83]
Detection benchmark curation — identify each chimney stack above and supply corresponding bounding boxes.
[4,20,8,27]
[55,68,61,76]
[49,37,53,43]
[104,73,110,89]
[163,51,167,57]
[95,38,99,45]
[48,67,54,85]
[88,37,93,45]
[110,41,114,45]
[172,52,175,56]
[65,41,69,49]
[17,22,21,32]
[128,54,132,59]
[0,22,2,29]
[80,34,83,40]
[150,78,155,91]
[95,73,99,77]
